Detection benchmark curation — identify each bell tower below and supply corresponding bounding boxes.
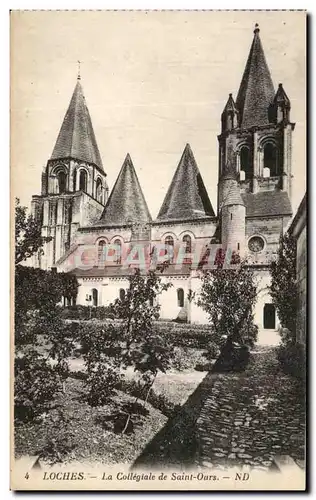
[217,24,295,215]
[31,75,108,270]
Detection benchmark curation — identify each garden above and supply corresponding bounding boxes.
[14,199,303,467]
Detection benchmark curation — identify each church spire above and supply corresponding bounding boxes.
[157,144,215,222]
[98,154,152,226]
[236,24,275,128]
[50,78,104,170]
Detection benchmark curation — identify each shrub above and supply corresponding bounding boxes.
[270,232,298,340]
[277,343,305,380]
[36,408,77,464]
[59,305,115,321]
[85,366,122,407]
[14,350,61,422]
[197,262,258,351]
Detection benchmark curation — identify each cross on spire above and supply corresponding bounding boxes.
[77,60,81,80]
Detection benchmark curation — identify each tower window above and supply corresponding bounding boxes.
[264,143,279,177]
[79,170,88,192]
[96,178,103,203]
[119,288,125,301]
[240,146,252,180]
[73,169,77,191]
[57,171,67,194]
[177,288,184,308]
[113,239,122,264]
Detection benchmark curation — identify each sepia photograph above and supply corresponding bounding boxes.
[10,10,306,491]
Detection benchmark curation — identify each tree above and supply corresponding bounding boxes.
[81,268,174,433]
[14,200,79,422]
[15,198,51,265]
[197,260,258,356]
[270,231,298,344]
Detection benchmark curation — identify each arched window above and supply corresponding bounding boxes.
[98,240,107,263]
[119,288,125,301]
[79,170,88,192]
[177,288,184,308]
[182,235,192,264]
[73,169,77,191]
[96,178,103,203]
[164,236,174,263]
[92,288,98,307]
[264,143,279,177]
[240,146,252,180]
[182,235,192,253]
[57,171,67,194]
[113,239,122,264]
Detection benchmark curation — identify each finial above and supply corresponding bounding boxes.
[254,23,260,34]
[77,60,81,80]
[229,93,232,97]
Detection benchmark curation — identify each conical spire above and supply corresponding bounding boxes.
[156,144,215,221]
[236,24,275,128]
[274,83,291,107]
[222,93,238,114]
[98,154,152,226]
[221,94,239,132]
[51,78,103,170]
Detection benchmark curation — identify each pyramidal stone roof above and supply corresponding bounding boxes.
[156,144,215,222]
[97,154,152,227]
[236,25,275,129]
[51,78,104,170]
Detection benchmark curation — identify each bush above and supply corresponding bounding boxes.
[59,305,115,321]
[85,366,122,407]
[154,323,213,349]
[14,351,61,422]
[277,343,306,380]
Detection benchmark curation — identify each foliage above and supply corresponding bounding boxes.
[79,322,123,406]
[15,198,51,265]
[111,269,174,379]
[270,232,298,344]
[59,304,115,321]
[36,408,77,464]
[79,269,174,433]
[14,349,61,422]
[277,343,305,380]
[15,265,79,344]
[197,261,258,353]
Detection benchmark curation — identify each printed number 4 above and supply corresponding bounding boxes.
[25,473,29,480]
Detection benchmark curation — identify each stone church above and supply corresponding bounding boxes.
[31,25,294,329]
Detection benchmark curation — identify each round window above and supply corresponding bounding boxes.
[248,236,265,253]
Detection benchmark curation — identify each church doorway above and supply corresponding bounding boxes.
[92,288,98,307]
[263,303,276,329]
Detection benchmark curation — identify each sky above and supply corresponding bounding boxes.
[11,10,306,217]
